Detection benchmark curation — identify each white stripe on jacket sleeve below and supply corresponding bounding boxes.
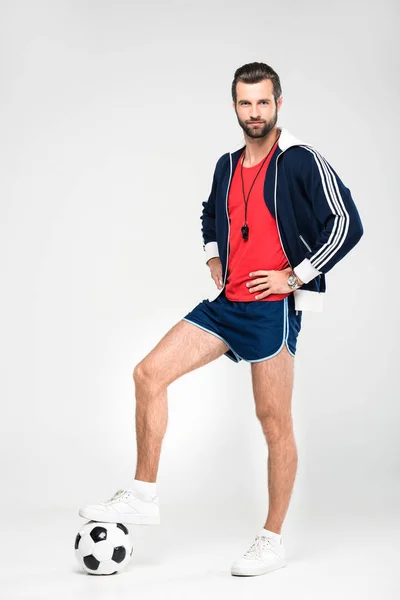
[300,146,350,271]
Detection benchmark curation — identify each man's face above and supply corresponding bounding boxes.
[233,79,282,139]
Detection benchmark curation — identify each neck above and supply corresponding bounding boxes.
[243,126,281,167]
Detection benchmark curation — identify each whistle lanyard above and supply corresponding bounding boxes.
[239,131,281,241]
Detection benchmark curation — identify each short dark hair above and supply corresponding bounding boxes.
[231,62,282,106]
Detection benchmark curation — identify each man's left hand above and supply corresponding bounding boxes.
[246,267,303,300]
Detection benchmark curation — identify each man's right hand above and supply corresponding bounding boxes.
[207,257,224,290]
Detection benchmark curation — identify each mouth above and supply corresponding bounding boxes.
[249,122,263,125]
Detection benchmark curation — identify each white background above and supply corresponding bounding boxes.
[1,1,398,598]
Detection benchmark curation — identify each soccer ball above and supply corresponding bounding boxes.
[74,521,134,575]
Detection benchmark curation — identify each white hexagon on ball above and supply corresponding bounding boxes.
[93,540,114,562]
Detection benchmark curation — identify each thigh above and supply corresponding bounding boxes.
[250,345,295,422]
[135,319,229,388]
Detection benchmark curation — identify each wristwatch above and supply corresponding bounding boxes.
[287,270,302,290]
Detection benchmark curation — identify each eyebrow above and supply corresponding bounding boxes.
[238,99,271,104]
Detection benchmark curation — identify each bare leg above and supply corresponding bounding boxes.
[132,319,229,482]
[250,345,297,535]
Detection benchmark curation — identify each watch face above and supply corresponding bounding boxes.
[288,274,296,285]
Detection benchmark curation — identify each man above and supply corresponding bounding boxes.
[79,62,364,577]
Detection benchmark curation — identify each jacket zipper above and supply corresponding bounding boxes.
[274,152,300,315]
[274,152,292,268]
[222,153,233,287]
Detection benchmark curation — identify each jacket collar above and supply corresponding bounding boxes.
[230,126,312,156]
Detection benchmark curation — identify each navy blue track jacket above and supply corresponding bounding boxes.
[201,127,364,312]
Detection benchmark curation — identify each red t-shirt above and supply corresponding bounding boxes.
[224,142,291,302]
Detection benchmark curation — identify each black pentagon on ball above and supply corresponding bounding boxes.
[84,555,100,570]
[112,546,126,563]
[116,523,129,535]
[74,533,81,550]
[90,526,107,542]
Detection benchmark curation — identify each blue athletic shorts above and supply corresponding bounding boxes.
[182,289,302,363]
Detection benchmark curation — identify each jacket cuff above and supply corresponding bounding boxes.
[204,241,219,264]
[293,258,322,284]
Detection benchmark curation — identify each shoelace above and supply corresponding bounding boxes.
[244,535,276,561]
[104,488,131,504]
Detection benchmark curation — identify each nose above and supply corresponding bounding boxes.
[250,107,261,119]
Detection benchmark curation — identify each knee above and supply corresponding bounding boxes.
[132,361,150,386]
[257,413,291,445]
[132,360,163,392]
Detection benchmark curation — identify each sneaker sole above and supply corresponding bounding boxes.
[78,508,160,525]
[231,558,287,577]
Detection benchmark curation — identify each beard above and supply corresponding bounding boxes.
[235,105,278,139]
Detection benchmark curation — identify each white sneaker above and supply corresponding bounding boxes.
[231,529,287,577]
[78,488,160,525]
